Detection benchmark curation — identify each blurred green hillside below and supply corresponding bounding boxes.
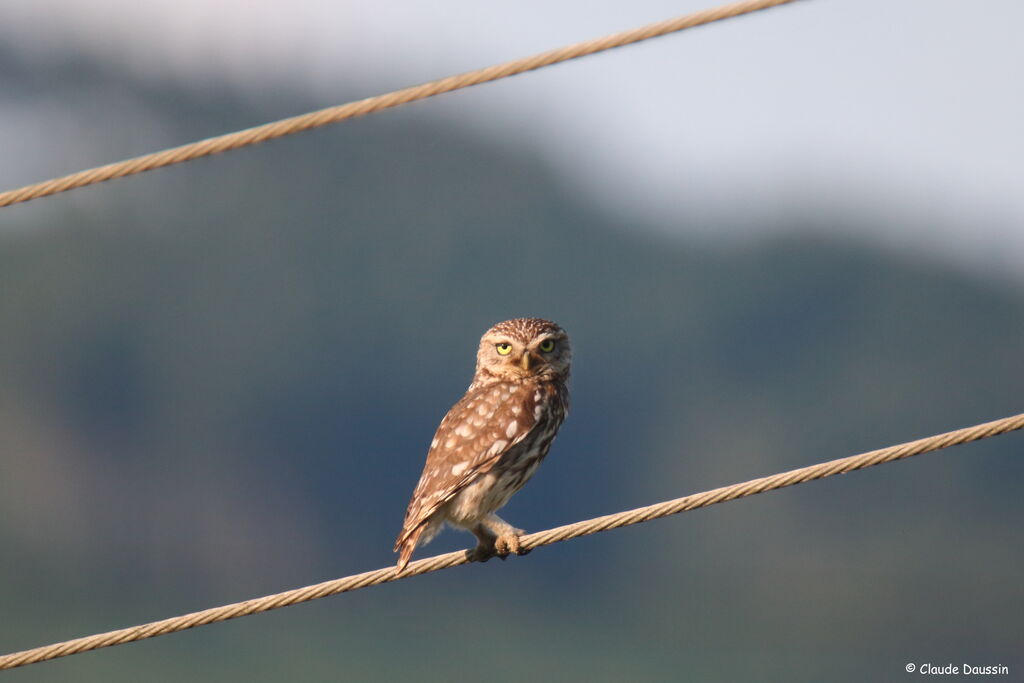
[1,47,1021,682]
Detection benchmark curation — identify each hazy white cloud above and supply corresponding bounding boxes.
[3,0,1023,272]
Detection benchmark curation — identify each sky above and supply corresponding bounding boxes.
[3,0,1023,274]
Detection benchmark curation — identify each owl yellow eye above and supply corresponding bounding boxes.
[496,343,513,355]
[539,339,556,353]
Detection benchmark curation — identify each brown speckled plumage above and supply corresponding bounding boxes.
[394,318,571,570]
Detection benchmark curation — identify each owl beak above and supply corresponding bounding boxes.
[520,352,532,371]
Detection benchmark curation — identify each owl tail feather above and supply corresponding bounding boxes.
[395,524,426,572]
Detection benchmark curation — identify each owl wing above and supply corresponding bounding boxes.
[394,380,540,553]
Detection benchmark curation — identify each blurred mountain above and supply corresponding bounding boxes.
[0,44,1021,682]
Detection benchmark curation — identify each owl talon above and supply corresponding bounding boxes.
[494,532,526,557]
[469,543,497,563]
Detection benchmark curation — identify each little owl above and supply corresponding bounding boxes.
[394,318,571,571]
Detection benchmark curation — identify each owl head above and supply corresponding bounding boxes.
[473,318,571,385]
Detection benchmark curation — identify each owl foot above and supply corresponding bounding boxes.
[493,532,519,556]
[468,524,497,563]
[469,517,531,562]
[467,536,529,564]
[468,543,496,563]
[494,532,531,558]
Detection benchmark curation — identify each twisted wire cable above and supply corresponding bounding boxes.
[1,410,1020,671]
[0,0,800,208]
